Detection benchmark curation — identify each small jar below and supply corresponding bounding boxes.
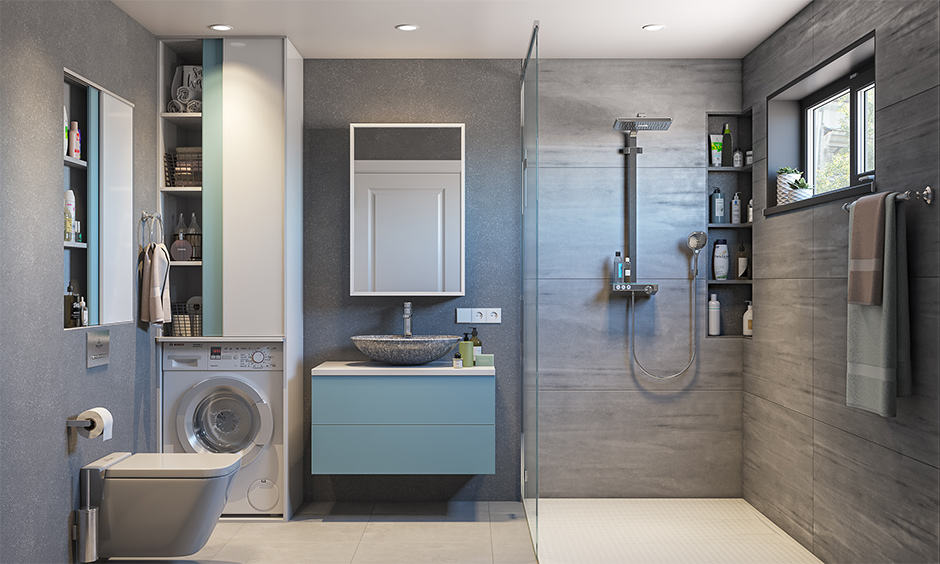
[745,150,754,166]
[732,149,744,168]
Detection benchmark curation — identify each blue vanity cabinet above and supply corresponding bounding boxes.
[310,361,496,474]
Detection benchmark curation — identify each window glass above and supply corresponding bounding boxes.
[860,84,875,173]
[809,89,850,193]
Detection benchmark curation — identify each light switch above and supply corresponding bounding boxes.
[456,308,472,323]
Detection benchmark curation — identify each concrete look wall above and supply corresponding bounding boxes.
[536,59,747,497]
[303,60,522,501]
[0,1,158,562]
[741,1,940,561]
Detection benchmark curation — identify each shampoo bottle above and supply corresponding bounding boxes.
[79,297,88,327]
[68,121,81,159]
[710,188,725,223]
[721,123,733,167]
[613,252,625,284]
[708,294,721,336]
[731,192,742,224]
[713,239,729,280]
[736,243,750,280]
[742,301,753,336]
[64,283,78,328]
[471,327,482,359]
[747,198,754,223]
[64,190,75,242]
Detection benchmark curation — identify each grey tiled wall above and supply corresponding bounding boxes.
[741,1,940,561]
[302,60,522,501]
[536,59,746,497]
[0,1,159,562]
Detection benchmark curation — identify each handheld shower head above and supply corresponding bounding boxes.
[687,231,708,278]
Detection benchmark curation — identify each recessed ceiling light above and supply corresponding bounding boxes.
[642,24,666,32]
[208,24,233,32]
[395,24,419,32]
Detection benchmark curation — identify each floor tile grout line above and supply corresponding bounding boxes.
[488,502,497,564]
[347,503,373,564]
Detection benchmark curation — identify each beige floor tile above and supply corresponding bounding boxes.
[213,540,359,564]
[360,521,492,544]
[371,501,490,522]
[490,520,538,564]
[351,539,494,564]
[230,521,366,544]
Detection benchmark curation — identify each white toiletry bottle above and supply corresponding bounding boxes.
[731,192,742,224]
[742,301,753,336]
[69,121,81,159]
[710,188,725,223]
[64,189,76,242]
[708,294,721,336]
[747,198,753,223]
[80,297,88,327]
[613,251,625,284]
[733,149,744,168]
[713,239,729,280]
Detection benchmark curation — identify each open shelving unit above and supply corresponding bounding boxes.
[705,110,753,338]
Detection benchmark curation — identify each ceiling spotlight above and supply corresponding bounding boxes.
[642,24,666,32]
[395,24,419,31]
[208,24,233,31]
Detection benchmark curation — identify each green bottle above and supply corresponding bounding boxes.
[459,333,475,367]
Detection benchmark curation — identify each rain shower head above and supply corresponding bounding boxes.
[613,116,672,132]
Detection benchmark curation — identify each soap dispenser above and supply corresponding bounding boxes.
[742,301,753,336]
[459,333,475,367]
[470,327,482,358]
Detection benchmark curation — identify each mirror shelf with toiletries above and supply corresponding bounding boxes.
[705,110,753,339]
[349,124,466,296]
[63,69,134,330]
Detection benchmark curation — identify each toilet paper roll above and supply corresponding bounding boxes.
[77,407,113,441]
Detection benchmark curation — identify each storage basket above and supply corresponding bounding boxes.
[776,172,801,205]
[164,147,202,187]
[168,302,202,337]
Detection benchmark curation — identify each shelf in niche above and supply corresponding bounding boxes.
[64,241,87,249]
[161,112,202,130]
[707,279,752,285]
[707,165,752,172]
[170,260,202,267]
[64,156,87,169]
[707,223,752,229]
[705,335,752,339]
[161,187,202,198]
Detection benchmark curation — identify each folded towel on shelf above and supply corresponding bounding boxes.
[166,99,185,113]
[846,193,911,417]
[185,99,202,113]
[848,192,890,305]
[176,86,195,103]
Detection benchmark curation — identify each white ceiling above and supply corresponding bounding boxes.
[113,0,811,59]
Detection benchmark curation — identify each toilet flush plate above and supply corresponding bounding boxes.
[87,330,110,368]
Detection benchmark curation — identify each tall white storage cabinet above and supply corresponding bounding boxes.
[156,37,304,520]
[222,37,304,519]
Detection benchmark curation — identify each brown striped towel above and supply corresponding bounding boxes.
[848,192,890,305]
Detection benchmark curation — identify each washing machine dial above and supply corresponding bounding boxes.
[250,350,266,365]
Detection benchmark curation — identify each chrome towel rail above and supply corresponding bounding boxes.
[842,186,933,212]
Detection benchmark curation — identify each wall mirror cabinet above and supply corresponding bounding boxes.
[349,124,465,296]
[63,69,134,328]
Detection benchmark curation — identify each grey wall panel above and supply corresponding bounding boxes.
[742,1,940,560]
[303,59,521,501]
[0,1,158,562]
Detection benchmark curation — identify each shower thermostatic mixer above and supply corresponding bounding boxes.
[611,283,658,295]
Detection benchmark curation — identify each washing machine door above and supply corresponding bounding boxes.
[176,376,274,467]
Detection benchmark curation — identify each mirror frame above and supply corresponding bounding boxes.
[349,123,466,296]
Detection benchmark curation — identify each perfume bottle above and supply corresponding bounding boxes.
[186,212,202,260]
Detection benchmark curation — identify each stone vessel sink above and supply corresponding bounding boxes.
[351,335,461,365]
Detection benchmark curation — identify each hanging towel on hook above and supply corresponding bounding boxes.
[139,242,171,324]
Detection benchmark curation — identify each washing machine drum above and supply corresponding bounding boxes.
[177,376,273,467]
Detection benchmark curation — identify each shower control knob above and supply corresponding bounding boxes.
[251,351,265,364]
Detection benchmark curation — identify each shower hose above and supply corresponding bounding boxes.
[629,274,697,381]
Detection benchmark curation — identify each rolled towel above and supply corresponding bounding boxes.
[177,85,194,103]
[166,99,185,113]
[185,100,202,113]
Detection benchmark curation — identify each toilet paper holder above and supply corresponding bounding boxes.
[66,419,95,429]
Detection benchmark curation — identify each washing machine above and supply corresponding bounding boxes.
[162,342,284,517]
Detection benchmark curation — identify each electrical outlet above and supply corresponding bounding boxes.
[470,308,502,324]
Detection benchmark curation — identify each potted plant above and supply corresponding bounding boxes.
[787,177,814,202]
[776,167,802,205]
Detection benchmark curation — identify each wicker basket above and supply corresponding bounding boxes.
[168,302,202,337]
[776,173,801,205]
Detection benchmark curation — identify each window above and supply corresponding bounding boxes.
[801,64,874,195]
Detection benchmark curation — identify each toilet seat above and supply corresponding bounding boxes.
[107,452,242,479]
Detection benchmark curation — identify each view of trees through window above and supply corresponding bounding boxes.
[810,90,850,193]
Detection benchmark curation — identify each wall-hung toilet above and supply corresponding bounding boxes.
[77,452,240,562]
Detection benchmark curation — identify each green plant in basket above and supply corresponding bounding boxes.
[788,177,812,190]
[777,166,802,175]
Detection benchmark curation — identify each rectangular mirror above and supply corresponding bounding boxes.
[350,124,465,296]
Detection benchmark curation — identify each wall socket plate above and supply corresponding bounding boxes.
[456,307,502,324]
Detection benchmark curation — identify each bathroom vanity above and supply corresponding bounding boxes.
[310,361,495,474]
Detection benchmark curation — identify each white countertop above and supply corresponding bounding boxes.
[312,360,495,376]
[157,336,285,343]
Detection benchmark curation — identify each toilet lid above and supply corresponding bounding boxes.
[107,453,241,478]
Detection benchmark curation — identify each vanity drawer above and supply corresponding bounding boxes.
[311,424,495,474]
[311,375,494,425]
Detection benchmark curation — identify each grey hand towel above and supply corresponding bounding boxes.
[846,193,911,417]
[848,192,889,305]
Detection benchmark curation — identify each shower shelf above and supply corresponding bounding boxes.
[707,280,752,285]
[707,165,752,172]
[707,223,752,229]
[706,335,752,339]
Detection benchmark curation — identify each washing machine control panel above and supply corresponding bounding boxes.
[207,344,282,370]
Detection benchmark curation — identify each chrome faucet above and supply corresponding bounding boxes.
[403,301,413,337]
